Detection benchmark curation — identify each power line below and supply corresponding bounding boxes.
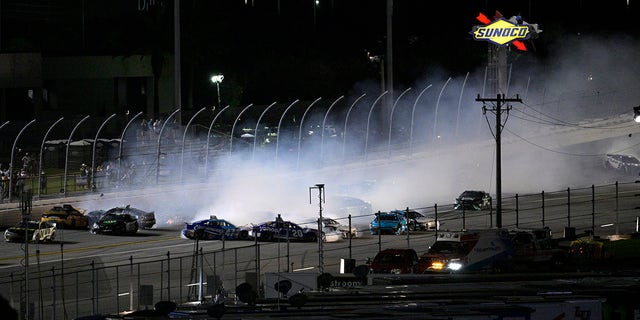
[504,128,640,157]
[516,103,637,129]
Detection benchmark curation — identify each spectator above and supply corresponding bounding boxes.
[40,171,47,193]
[21,153,32,174]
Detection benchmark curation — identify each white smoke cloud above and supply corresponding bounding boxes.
[78,34,640,229]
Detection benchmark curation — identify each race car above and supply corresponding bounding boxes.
[181,216,239,240]
[369,211,407,235]
[4,221,56,243]
[603,153,640,173]
[40,204,89,229]
[391,209,439,231]
[103,205,156,230]
[454,190,492,211]
[90,212,139,235]
[85,210,106,226]
[245,219,320,242]
[317,217,363,240]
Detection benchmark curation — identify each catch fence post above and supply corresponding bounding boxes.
[129,256,133,312]
[51,267,56,319]
[376,211,382,253]
[405,207,410,248]
[591,185,595,235]
[234,248,238,291]
[515,194,519,228]
[116,265,120,314]
[160,260,164,301]
[348,214,352,260]
[91,261,95,314]
[167,251,171,301]
[137,262,141,310]
[541,190,545,228]
[567,187,571,227]
[462,204,466,230]
[75,271,79,317]
[434,204,438,238]
[616,181,620,235]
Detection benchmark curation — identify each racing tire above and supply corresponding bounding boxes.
[262,232,273,242]
[194,228,206,240]
[306,234,317,243]
[238,230,249,240]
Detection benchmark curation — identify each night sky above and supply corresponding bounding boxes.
[2,0,639,107]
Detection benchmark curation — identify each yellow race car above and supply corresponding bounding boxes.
[41,204,89,229]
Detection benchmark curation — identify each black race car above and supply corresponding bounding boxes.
[4,221,57,243]
[85,210,106,225]
[103,205,156,230]
[244,220,320,242]
[454,190,492,211]
[90,212,139,235]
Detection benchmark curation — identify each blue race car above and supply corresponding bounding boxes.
[181,216,239,240]
[369,211,407,235]
[246,220,320,242]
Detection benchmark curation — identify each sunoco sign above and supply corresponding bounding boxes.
[471,18,531,46]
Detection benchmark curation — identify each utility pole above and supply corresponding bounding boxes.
[476,93,521,228]
[309,184,325,274]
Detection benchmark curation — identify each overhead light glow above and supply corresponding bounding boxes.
[211,74,224,84]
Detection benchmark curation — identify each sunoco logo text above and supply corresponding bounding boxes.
[471,18,531,46]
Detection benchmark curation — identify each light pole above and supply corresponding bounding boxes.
[211,74,224,108]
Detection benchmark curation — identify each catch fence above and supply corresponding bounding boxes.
[2,180,640,319]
